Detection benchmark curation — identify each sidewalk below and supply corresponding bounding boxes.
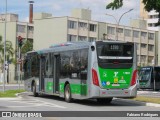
[137,90,160,98]
[0,84,24,91]
[0,84,24,86]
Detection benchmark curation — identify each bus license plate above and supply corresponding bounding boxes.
[114,78,118,83]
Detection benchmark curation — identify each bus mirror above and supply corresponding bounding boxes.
[91,46,95,51]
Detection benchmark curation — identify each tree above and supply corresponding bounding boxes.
[21,39,33,54]
[0,35,14,72]
[106,0,160,26]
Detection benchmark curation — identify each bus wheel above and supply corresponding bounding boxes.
[33,83,38,97]
[97,98,113,104]
[64,84,72,103]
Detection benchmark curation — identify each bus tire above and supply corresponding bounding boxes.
[97,98,113,104]
[64,84,72,103]
[33,82,38,97]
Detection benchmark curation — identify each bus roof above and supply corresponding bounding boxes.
[37,41,92,54]
[33,40,134,55]
[140,66,160,70]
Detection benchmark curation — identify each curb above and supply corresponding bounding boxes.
[117,98,160,107]
[15,92,27,99]
[146,102,160,107]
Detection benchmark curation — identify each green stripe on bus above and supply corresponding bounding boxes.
[59,83,87,95]
[45,82,54,92]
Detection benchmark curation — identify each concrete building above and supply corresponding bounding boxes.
[33,8,157,66]
[140,0,159,31]
[0,13,33,83]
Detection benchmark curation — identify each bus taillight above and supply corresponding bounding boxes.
[131,70,138,86]
[92,69,99,86]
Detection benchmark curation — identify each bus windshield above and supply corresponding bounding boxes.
[96,42,133,69]
[138,69,151,81]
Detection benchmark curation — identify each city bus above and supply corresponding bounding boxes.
[23,40,137,103]
[138,66,160,90]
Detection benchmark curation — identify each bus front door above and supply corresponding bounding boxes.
[80,71,87,96]
[54,54,60,94]
[40,56,45,92]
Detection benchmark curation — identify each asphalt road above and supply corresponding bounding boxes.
[0,92,160,120]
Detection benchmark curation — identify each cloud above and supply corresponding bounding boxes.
[123,0,138,9]
[52,3,62,11]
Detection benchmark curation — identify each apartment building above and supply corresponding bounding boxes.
[0,13,33,83]
[140,0,159,31]
[33,8,157,67]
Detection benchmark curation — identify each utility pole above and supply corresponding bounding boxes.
[3,0,7,92]
[17,36,23,89]
[106,9,133,40]
[152,58,155,91]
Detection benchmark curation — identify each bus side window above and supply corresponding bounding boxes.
[60,52,71,79]
[70,51,81,79]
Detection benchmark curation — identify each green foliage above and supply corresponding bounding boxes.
[106,0,160,25]
[0,89,25,97]
[0,35,15,71]
[106,0,123,10]
[132,96,160,104]
[21,40,33,54]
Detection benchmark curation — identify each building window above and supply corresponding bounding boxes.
[78,36,87,41]
[89,24,96,32]
[148,33,154,40]
[133,30,139,38]
[68,34,77,41]
[141,55,146,62]
[148,23,156,27]
[107,26,115,35]
[148,23,152,27]
[117,28,123,33]
[89,37,96,42]
[79,22,87,29]
[148,45,154,51]
[17,25,25,33]
[149,15,158,19]
[28,26,34,31]
[68,20,77,29]
[124,29,131,37]
[148,56,154,63]
[141,43,147,48]
[141,32,147,38]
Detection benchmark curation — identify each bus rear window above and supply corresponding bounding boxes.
[96,42,134,69]
[97,44,133,61]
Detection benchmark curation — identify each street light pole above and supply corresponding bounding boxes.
[152,58,155,91]
[3,0,7,92]
[106,9,133,40]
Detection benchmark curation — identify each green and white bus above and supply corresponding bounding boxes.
[138,66,160,90]
[23,41,137,103]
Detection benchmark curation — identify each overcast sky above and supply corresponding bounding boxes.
[0,0,140,26]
